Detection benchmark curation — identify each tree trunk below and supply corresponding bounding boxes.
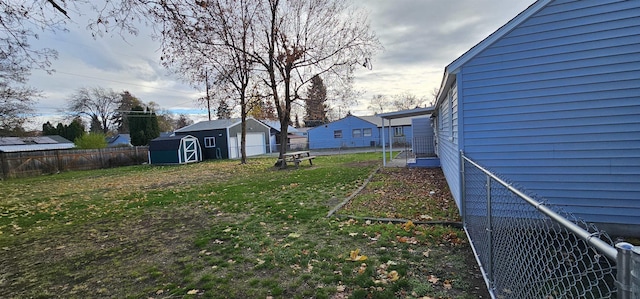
[240,91,248,164]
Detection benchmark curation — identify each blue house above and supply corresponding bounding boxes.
[307,115,415,150]
[432,0,640,235]
[308,115,379,149]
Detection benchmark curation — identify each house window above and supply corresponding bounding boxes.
[394,127,403,136]
[334,130,342,138]
[352,129,362,138]
[204,137,216,148]
[363,128,372,137]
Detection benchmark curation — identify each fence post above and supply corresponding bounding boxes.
[459,151,466,224]
[616,242,634,299]
[486,174,493,290]
[632,246,640,298]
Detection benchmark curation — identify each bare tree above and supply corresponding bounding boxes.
[0,84,38,136]
[251,0,381,164]
[391,92,425,111]
[42,0,378,165]
[368,94,390,115]
[156,0,260,164]
[67,87,121,134]
[0,1,69,135]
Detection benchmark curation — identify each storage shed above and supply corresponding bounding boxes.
[148,135,202,165]
[432,0,640,235]
[174,118,270,159]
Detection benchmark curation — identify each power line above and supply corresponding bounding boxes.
[53,70,200,96]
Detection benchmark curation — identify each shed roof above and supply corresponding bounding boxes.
[0,135,74,152]
[0,143,75,153]
[175,118,242,132]
[149,135,198,151]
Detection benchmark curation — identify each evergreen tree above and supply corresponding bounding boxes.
[303,75,328,127]
[128,106,160,146]
[42,122,56,135]
[216,98,232,119]
[113,91,143,133]
[66,118,86,141]
[42,118,85,141]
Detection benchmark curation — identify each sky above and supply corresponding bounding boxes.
[25,0,535,128]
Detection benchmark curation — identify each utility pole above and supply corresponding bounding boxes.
[205,70,212,121]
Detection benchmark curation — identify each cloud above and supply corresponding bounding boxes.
[24,0,534,126]
[350,0,534,112]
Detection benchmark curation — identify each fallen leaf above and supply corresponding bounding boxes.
[187,289,199,295]
[387,270,400,282]
[427,275,439,284]
[288,232,301,238]
[336,285,346,292]
[443,280,452,290]
[402,220,415,231]
[419,214,433,220]
[346,249,368,261]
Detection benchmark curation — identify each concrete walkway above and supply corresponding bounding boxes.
[384,151,415,168]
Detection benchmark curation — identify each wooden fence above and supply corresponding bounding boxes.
[0,146,149,179]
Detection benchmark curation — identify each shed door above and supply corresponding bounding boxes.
[229,136,239,159]
[242,132,266,157]
[182,138,200,163]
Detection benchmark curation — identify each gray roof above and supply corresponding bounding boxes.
[358,115,418,127]
[377,107,435,119]
[0,135,75,152]
[259,119,298,133]
[175,118,242,132]
[0,143,76,153]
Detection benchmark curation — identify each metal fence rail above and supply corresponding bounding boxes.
[460,152,639,299]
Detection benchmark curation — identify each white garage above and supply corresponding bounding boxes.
[229,132,266,159]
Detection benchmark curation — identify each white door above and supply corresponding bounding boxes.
[182,138,200,163]
[229,136,239,159]
[241,132,266,157]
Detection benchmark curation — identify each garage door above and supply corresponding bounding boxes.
[242,132,266,157]
[229,133,266,159]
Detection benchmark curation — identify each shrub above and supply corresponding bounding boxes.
[75,133,107,149]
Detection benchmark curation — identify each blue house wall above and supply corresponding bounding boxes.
[435,0,640,233]
[308,116,380,149]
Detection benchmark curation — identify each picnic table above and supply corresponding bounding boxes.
[278,150,316,168]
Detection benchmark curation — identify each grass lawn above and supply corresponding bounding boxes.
[0,153,487,299]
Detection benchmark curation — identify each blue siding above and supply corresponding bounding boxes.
[308,116,380,149]
[437,81,461,209]
[457,0,640,225]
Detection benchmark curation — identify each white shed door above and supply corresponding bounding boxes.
[241,132,266,157]
[229,136,239,159]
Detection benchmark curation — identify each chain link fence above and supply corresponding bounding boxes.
[460,152,639,299]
